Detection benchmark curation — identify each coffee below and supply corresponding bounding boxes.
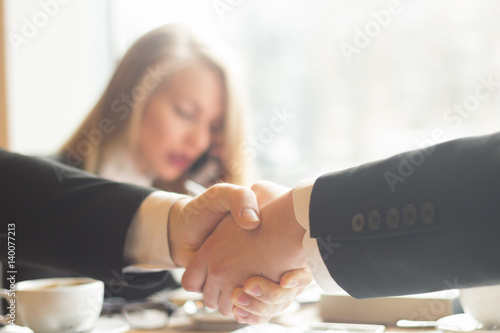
[31,281,89,290]
[0,277,104,333]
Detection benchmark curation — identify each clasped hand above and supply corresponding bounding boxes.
[168,182,311,324]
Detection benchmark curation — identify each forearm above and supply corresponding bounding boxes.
[309,132,500,298]
[0,150,155,282]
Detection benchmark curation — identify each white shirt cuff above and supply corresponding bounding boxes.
[122,191,187,273]
[293,179,344,294]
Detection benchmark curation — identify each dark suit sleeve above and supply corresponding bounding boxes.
[0,149,159,286]
[309,132,500,298]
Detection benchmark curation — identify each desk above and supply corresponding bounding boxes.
[127,303,439,333]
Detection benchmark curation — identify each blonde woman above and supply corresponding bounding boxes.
[60,24,244,192]
[55,24,311,324]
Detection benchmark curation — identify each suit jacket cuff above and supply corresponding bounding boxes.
[293,179,344,294]
[123,191,188,272]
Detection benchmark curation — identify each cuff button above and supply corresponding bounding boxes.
[420,202,435,224]
[352,213,365,232]
[386,208,400,229]
[402,204,417,226]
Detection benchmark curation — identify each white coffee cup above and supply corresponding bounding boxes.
[459,284,500,329]
[0,277,104,333]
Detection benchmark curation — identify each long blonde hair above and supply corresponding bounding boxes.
[59,24,246,189]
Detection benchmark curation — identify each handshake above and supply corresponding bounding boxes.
[167,181,312,325]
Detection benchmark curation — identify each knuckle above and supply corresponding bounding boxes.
[231,287,243,301]
[251,180,268,190]
[298,268,314,284]
[243,277,261,290]
[219,305,232,317]
[203,297,218,309]
[206,183,227,197]
[234,186,251,200]
[213,182,234,191]
[181,279,201,293]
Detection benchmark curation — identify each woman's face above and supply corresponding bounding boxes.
[137,62,225,181]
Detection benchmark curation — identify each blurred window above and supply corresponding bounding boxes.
[6,0,500,185]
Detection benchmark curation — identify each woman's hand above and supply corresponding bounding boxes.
[230,267,313,324]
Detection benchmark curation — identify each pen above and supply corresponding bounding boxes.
[184,179,207,196]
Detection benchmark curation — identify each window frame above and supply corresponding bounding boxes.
[0,0,8,149]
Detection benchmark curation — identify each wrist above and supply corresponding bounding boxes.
[281,189,307,265]
[167,196,191,267]
[286,188,306,232]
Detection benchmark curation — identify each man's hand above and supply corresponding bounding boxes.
[181,181,307,316]
[231,267,314,324]
[167,183,262,267]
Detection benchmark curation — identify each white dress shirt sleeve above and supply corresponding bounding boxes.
[293,179,344,294]
[122,190,188,273]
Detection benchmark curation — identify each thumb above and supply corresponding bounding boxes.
[280,267,314,288]
[184,183,261,236]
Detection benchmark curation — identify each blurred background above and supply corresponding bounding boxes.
[2,0,500,186]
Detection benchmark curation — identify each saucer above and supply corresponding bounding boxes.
[0,326,32,333]
[89,316,130,333]
[437,314,500,333]
[0,316,130,333]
